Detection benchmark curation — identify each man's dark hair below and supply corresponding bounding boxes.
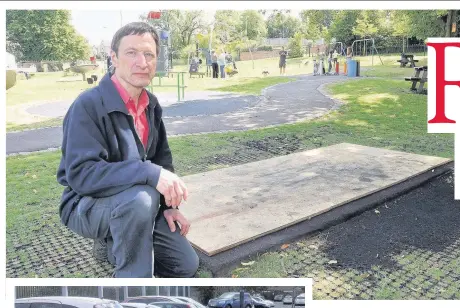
[111,22,160,57]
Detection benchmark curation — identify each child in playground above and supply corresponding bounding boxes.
[225,54,238,77]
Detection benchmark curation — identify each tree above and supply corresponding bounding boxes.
[141,10,208,50]
[195,286,216,304]
[352,11,379,39]
[213,10,243,45]
[287,32,304,58]
[6,30,23,60]
[299,10,337,40]
[443,10,459,37]
[391,10,447,40]
[239,10,267,41]
[328,10,360,46]
[6,10,91,61]
[266,11,301,38]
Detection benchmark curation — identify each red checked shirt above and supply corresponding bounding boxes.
[111,75,149,149]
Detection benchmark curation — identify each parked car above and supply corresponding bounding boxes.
[15,296,123,308]
[146,302,193,308]
[260,298,274,308]
[293,294,305,306]
[273,295,283,302]
[282,295,292,305]
[208,292,254,308]
[124,297,183,305]
[251,296,273,308]
[264,301,274,308]
[172,296,207,308]
[121,304,161,308]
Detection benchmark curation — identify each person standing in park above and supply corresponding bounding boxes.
[218,49,226,78]
[332,49,338,65]
[106,55,112,72]
[56,22,199,278]
[211,50,218,78]
[279,46,287,75]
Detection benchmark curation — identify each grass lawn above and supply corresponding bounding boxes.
[6,53,426,131]
[6,76,292,132]
[6,73,454,284]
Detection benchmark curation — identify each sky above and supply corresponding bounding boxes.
[70,10,217,46]
[70,10,300,46]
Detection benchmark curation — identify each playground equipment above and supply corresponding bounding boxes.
[6,52,17,90]
[313,56,326,76]
[6,69,16,90]
[147,10,170,77]
[68,63,99,83]
[329,41,345,56]
[188,56,205,78]
[350,38,383,66]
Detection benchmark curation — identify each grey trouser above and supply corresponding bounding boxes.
[66,185,199,278]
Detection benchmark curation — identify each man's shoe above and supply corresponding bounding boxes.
[92,238,108,262]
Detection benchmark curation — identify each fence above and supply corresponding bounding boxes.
[263,38,317,47]
[15,286,192,302]
[16,286,305,304]
[377,44,427,55]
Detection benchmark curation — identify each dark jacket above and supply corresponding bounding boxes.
[56,72,174,225]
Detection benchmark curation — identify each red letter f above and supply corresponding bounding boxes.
[426,42,460,124]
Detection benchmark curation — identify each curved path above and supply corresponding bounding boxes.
[6,74,348,155]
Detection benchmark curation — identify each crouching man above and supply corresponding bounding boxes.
[56,22,199,278]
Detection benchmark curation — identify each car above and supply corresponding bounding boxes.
[123,297,184,305]
[15,296,123,308]
[293,294,305,306]
[251,296,269,308]
[282,295,292,305]
[146,302,193,308]
[172,296,207,308]
[121,304,161,308]
[208,292,254,308]
[251,297,273,308]
[262,300,274,308]
[273,295,283,302]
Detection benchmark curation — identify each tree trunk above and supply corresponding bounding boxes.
[455,10,459,37]
[446,10,454,37]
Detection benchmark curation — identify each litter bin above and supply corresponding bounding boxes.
[347,60,360,77]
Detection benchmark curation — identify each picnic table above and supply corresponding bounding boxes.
[397,53,419,68]
[404,66,427,94]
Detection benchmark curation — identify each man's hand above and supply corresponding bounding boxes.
[163,209,190,236]
[156,168,188,207]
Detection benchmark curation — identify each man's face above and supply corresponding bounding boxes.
[111,33,157,89]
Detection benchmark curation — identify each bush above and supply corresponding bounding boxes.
[287,32,303,58]
[256,45,273,51]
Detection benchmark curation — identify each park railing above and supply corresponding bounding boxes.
[376,44,427,56]
[15,286,192,302]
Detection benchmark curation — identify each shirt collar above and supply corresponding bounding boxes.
[111,74,148,108]
[97,72,162,119]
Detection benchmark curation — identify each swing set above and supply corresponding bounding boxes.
[350,38,383,66]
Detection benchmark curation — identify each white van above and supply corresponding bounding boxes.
[15,296,123,308]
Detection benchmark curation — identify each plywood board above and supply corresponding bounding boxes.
[179,143,451,256]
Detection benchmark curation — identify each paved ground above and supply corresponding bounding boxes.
[25,91,248,117]
[6,75,347,154]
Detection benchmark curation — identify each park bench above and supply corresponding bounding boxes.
[404,66,427,94]
[397,54,419,68]
[189,71,205,78]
